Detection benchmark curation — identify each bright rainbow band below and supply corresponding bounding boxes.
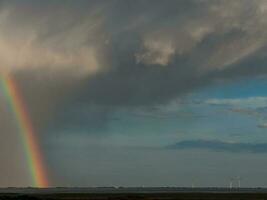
[1,75,49,187]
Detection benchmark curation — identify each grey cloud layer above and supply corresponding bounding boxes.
[0,0,267,103]
[71,0,267,106]
[0,0,108,76]
[168,140,267,153]
[204,97,267,129]
[0,0,267,132]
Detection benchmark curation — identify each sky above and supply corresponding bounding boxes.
[1,0,267,187]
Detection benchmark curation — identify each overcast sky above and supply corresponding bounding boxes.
[1,0,267,187]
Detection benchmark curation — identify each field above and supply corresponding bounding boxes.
[1,193,267,200]
[1,188,267,200]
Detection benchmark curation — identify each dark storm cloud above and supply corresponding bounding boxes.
[167,140,267,153]
[0,0,267,132]
[70,0,267,106]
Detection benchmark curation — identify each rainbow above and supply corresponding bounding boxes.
[1,75,49,188]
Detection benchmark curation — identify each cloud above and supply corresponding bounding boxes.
[134,0,267,71]
[258,122,267,129]
[228,108,261,117]
[204,97,267,129]
[0,0,109,137]
[76,0,267,107]
[205,97,267,109]
[0,0,107,77]
[167,140,267,153]
[136,38,176,66]
[0,0,267,133]
[0,0,267,103]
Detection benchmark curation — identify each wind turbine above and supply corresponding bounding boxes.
[191,179,195,189]
[237,176,241,188]
[229,178,234,189]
